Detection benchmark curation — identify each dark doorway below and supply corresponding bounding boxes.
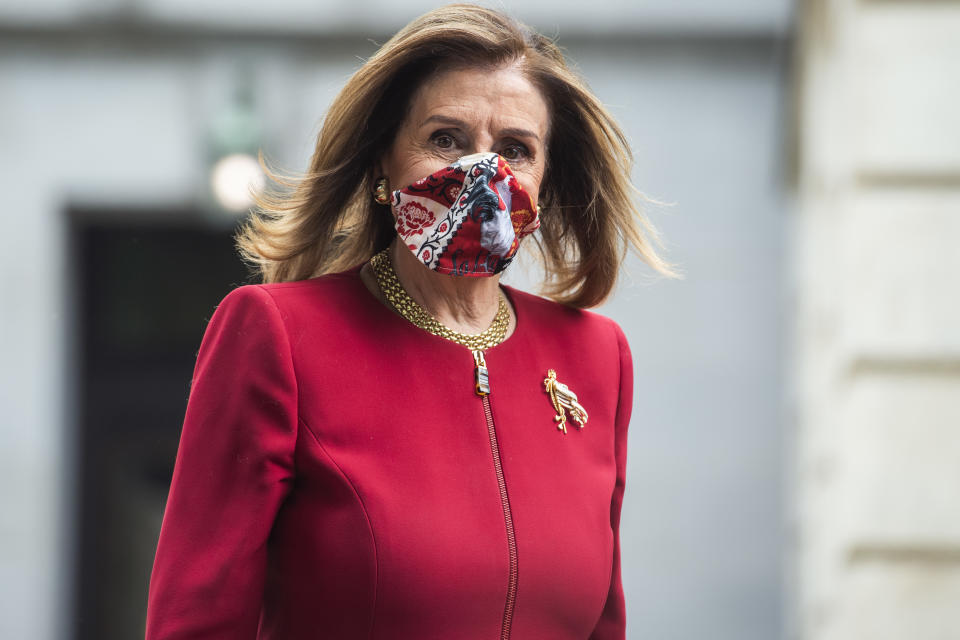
[69,210,252,640]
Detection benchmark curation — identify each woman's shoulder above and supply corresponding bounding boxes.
[223,264,365,303]
[504,285,627,341]
[255,264,365,298]
[212,265,369,329]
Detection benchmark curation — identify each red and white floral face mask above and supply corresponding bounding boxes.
[390,152,540,277]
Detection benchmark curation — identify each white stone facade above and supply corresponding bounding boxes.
[792,1,960,638]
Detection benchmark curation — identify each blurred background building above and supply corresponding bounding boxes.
[793,1,960,639]
[0,0,955,639]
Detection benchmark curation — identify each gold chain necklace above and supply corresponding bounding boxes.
[370,248,509,395]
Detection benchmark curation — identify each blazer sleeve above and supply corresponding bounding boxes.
[589,319,634,640]
[145,285,298,639]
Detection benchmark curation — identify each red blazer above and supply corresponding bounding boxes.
[145,265,633,639]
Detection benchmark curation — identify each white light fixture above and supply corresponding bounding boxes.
[206,59,266,220]
[210,152,265,213]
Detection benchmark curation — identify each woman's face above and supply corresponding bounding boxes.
[379,61,550,206]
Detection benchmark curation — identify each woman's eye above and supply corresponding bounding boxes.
[500,144,528,161]
[432,133,455,149]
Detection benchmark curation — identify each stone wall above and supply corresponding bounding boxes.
[792,1,960,638]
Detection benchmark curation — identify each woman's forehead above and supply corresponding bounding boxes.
[406,63,550,137]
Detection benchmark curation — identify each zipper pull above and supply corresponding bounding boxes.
[473,350,490,396]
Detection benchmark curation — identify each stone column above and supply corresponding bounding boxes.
[792,1,960,638]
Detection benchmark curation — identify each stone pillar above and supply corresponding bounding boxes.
[792,1,960,638]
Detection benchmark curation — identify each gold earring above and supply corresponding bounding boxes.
[373,177,390,205]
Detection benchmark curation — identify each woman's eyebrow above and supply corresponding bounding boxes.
[498,127,541,143]
[419,115,542,143]
[419,114,470,129]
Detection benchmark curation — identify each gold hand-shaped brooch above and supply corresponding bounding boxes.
[544,369,588,434]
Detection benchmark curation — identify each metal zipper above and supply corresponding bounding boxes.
[473,350,518,640]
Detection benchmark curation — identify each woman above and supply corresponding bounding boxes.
[146,5,676,639]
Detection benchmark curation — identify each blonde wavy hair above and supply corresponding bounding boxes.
[236,3,679,308]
